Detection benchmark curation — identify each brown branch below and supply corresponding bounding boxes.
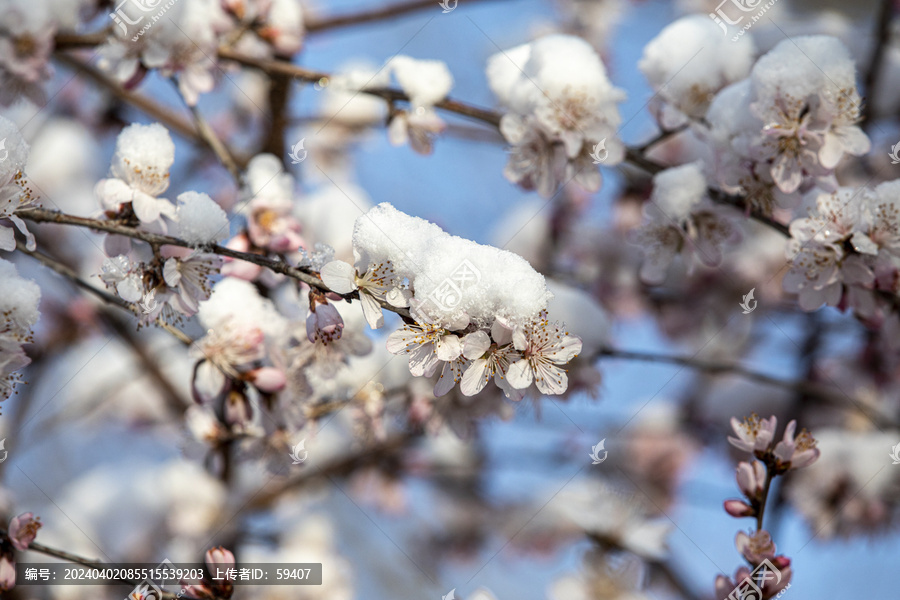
[215,47,502,127]
[305,0,509,32]
[16,207,413,321]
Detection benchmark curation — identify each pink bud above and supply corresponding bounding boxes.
[205,546,235,577]
[306,303,344,344]
[248,367,286,392]
[724,499,755,518]
[0,554,14,591]
[8,512,41,551]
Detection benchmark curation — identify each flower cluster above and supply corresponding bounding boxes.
[705,36,869,209]
[0,258,41,406]
[783,182,900,315]
[486,34,626,197]
[717,414,820,600]
[0,0,56,106]
[631,162,739,284]
[96,0,303,107]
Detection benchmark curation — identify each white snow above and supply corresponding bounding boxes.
[751,35,857,105]
[175,191,229,244]
[639,14,755,120]
[199,278,287,338]
[650,161,707,220]
[352,203,553,326]
[111,123,175,191]
[389,55,453,108]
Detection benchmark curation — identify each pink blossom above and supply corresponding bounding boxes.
[8,512,40,551]
[728,414,778,455]
[0,552,13,591]
[724,499,755,518]
[773,420,820,472]
[735,460,766,500]
[205,546,235,579]
[735,529,776,564]
[247,366,286,392]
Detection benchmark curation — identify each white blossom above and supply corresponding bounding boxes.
[0,116,36,251]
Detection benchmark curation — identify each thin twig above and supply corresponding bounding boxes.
[175,79,243,183]
[862,0,894,126]
[305,0,510,32]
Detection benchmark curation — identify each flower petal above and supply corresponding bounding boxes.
[320,260,358,294]
[463,330,491,359]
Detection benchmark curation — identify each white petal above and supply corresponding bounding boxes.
[359,291,384,329]
[436,334,462,361]
[545,335,583,363]
[163,258,181,287]
[408,343,438,377]
[460,358,489,396]
[491,319,513,345]
[9,216,35,251]
[462,330,491,359]
[385,287,411,307]
[320,260,358,293]
[195,360,226,402]
[0,224,14,251]
[386,327,417,354]
[117,275,144,303]
[533,361,568,395]
[433,361,458,397]
[506,359,533,390]
[132,192,164,223]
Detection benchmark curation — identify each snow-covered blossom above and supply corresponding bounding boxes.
[191,322,266,402]
[387,56,453,155]
[354,203,553,326]
[320,258,409,329]
[163,251,223,316]
[0,116,37,252]
[0,258,41,404]
[506,311,582,395]
[728,413,778,455]
[175,191,229,245]
[486,34,626,197]
[0,0,54,106]
[632,162,738,283]
[95,123,176,225]
[772,419,820,472]
[7,512,40,551]
[99,255,145,303]
[705,36,869,202]
[640,15,755,127]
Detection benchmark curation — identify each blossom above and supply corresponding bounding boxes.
[0,258,41,404]
[0,551,13,591]
[772,420,819,471]
[0,115,36,252]
[95,123,176,224]
[506,311,582,395]
[8,512,40,551]
[163,251,223,316]
[388,109,446,156]
[205,546,235,572]
[728,414,778,455]
[486,34,625,197]
[306,302,344,344]
[99,255,144,303]
[191,321,267,402]
[387,321,463,378]
[459,328,522,400]
[0,0,54,106]
[320,259,408,329]
[735,529,776,564]
[387,56,453,154]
